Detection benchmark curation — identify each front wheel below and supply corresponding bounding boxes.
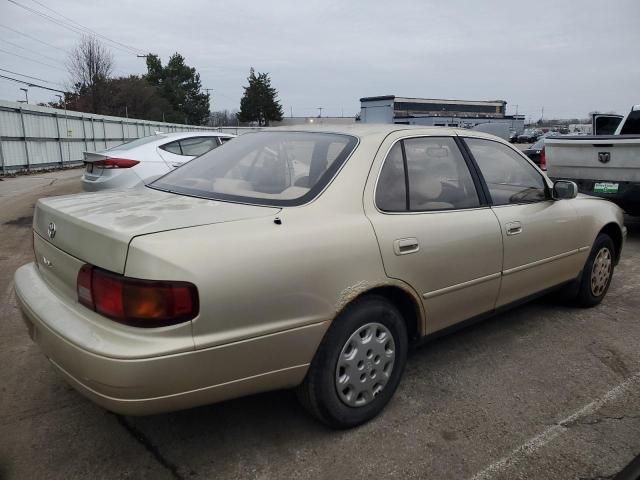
[297,295,408,428]
[575,233,616,307]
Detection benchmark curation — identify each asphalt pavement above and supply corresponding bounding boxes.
[1,169,639,480]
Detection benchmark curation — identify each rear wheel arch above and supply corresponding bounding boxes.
[334,284,425,342]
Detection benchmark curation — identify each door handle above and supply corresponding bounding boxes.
[506,221,523,236]
[393,238,419,255]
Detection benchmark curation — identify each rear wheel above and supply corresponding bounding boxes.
[297,295,408,428]
[575,233,615,307]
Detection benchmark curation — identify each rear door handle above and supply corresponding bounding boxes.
[506,221,523,236]
[393,237,419,255]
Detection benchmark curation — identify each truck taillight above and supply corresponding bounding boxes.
[540,146,546,170]
[93,158,140,168]
[77,265,198,327]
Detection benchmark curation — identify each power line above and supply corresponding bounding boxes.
[0,67,65,87]
[0,38,64,64]
[0,46,66,72]
[0,72,68,93]
[0,23,67,52]
[6,0,144,55]
[28,0,141,54]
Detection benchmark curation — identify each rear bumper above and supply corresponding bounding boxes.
[81,169,142,192]
[552,178,640,215]
[14,263,323,415]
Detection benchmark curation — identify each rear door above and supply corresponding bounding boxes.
[462,136,583,307]
[365,133,503,334]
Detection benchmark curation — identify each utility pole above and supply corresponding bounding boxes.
[318,107,323,118]
[137,54,152,74]
[290,106,293,118]
[20,87,28,104]
[125,105,128,118]
[540,106,544,123]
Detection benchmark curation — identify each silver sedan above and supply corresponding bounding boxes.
[81,131,235,191]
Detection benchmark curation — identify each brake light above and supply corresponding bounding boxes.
[93,158,140,169]
[539,146,546,170]
[77,265,198,327]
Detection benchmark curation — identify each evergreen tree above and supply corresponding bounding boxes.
[144,53,210,125]
[237,68,284,126]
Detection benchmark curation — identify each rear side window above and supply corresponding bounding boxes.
[465,138,547,205]
[375,137,480,212]
[180,137,220,156]
[160,137,221,156]
[376,143,406,211]
[160,140,182,155]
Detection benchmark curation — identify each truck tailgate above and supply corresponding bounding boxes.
[546,135,640,182]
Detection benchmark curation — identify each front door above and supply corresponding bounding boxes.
[365,134,503,334]
[462,136,582,307]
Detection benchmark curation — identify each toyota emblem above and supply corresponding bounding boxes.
[47,222,56,239]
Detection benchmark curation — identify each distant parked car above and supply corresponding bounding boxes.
[523,138,546,169]
[81,132,235,191]
[509,130,519,143]
[517,129,540,143]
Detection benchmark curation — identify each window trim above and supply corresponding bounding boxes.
[374,135,488,214]
[460,136,552,206]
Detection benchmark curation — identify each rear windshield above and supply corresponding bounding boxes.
[620,111,640,135]
[150,131,358,206]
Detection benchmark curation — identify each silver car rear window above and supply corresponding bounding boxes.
[150,131,358,206]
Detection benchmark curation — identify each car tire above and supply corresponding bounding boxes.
[574,233,616,307]
[297,295,408,429]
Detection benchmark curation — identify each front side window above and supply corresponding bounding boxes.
[375,137,480,212]
[151,131,357,206]
[465,138,547,205]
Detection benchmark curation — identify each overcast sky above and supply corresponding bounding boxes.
[1,0,638,120]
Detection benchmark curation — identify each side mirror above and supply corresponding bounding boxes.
[553,180,578,200]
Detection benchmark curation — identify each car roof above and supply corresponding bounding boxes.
[152,131,235,140]
[267,123,507,142]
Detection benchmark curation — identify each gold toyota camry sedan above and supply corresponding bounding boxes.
[15,125,626,428]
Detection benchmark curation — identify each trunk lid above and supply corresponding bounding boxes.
[33,187,280,275]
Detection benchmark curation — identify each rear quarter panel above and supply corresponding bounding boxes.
[124,133,420,358]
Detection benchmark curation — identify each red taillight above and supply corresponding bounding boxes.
[77,265,198,327]
[93,158,140,169]
[539,146,546,170]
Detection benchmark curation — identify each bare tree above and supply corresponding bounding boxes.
[67,35,114,113]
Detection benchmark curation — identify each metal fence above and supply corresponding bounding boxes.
[0,99,260,173]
